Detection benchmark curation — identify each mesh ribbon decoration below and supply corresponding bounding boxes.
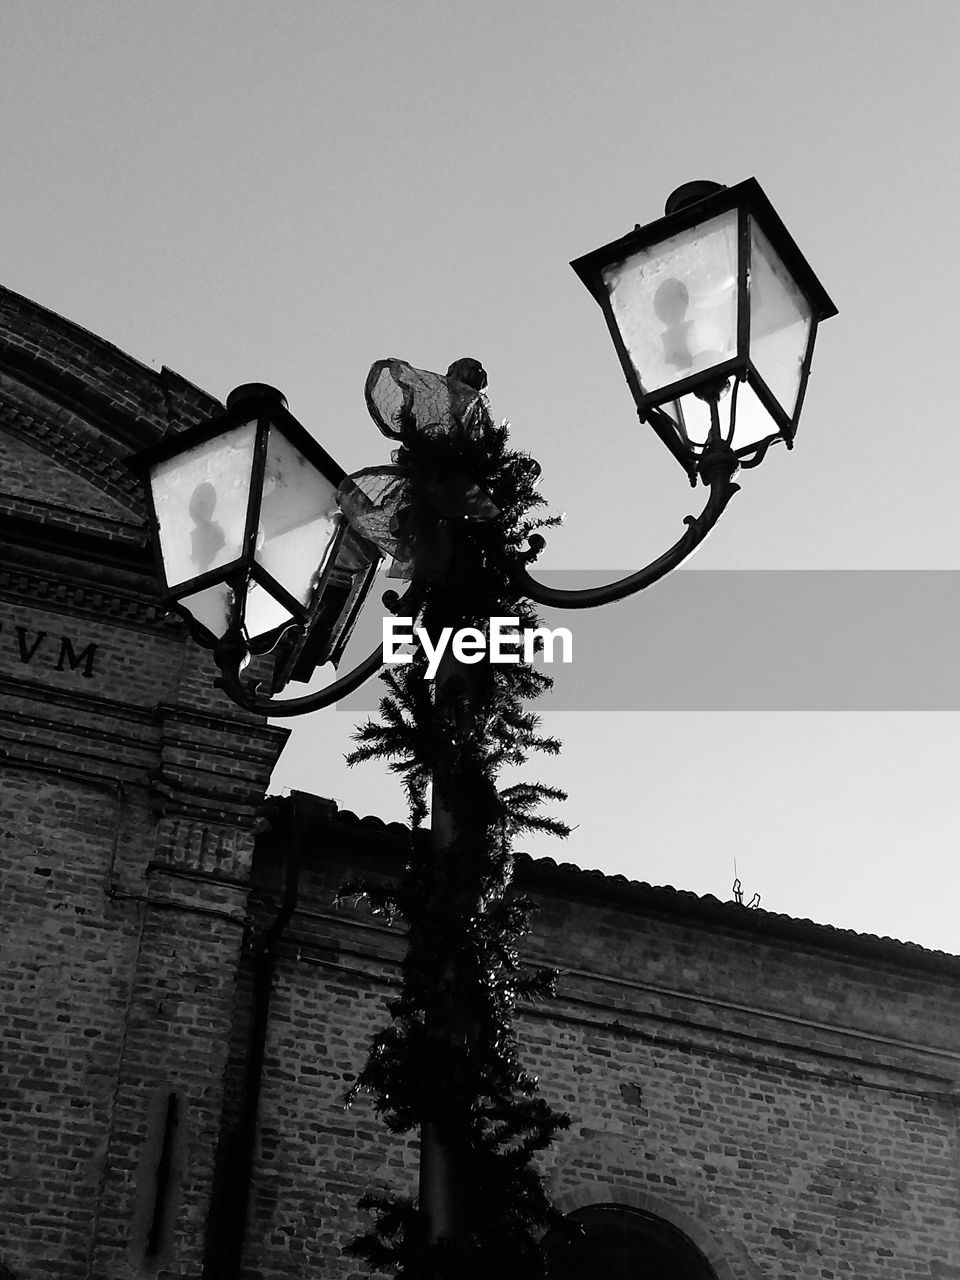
[337,359,499,579]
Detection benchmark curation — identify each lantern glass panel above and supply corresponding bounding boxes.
[602,209,739,394]
[749,218,812,416]
[151,420,257,588]
[178,581,234,640]
[255,425,343,607]
[245,580,294,641]
[661,380,779,453]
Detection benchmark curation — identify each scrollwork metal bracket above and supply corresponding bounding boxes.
[212,586,420,719]
[506,441,741,611]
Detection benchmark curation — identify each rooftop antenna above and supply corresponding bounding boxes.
[732,859,761,909]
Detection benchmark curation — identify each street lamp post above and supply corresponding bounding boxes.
[132,179,835,1275]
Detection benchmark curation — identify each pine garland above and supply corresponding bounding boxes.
[341,383,572,1278]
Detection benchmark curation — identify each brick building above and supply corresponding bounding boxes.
[2,284,960,1279]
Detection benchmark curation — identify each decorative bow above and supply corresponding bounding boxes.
[337,358,500,580]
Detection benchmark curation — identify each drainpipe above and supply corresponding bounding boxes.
[204,791,311,1279]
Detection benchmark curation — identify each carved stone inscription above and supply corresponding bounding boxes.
[0,621,98,678]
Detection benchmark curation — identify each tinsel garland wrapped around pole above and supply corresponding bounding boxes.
[338,358,572,1278]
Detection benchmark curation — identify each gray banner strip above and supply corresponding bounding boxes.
[334,571,960,712]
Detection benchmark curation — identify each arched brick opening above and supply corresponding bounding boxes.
[544,1200,718,1278]
[549,1185,761,1280]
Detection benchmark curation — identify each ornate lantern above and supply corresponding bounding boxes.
[133,384,380,683]
[571,178,837,482]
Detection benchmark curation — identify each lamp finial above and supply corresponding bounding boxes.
[664,180,726,217]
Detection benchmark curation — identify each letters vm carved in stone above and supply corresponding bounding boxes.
[0,620,98,678]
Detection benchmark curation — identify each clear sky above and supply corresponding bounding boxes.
[4,1,960,951]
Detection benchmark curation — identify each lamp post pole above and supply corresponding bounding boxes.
[132,178,836,1274]
[416,524,485,1247]
[418,652,477,1246]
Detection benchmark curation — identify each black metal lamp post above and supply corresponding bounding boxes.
[132,178,835,1267]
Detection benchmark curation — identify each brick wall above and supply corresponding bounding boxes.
[5,281,960,1280]
[232,808,960,1280]
[0,284,288,1280]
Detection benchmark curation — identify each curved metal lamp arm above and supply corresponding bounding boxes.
[509,447,741,611]
[214,641,386,718]
[212,586,420,719]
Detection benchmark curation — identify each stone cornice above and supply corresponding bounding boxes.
[0,283,223,441]
[0,284,225,527]
[0,494,145,544]
[0,676,286,746]
[0,509,151,564]
[1,681,288,829]
[0,380,146,512]
[0,560,174,632]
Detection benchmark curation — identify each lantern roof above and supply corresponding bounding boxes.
[130,384,347,491]
[570,177,837,325]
